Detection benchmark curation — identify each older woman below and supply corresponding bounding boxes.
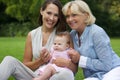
[62,0,120,80]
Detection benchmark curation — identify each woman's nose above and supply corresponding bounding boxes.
[67,16,73,21]
[50,15,54,20]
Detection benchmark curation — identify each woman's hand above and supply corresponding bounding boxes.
[40,48,51,63]
[52,56,78,73]
[52,58,69,67]
[67,48,80,63]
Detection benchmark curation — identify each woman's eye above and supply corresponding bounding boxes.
[47,12,52,15]
[58,43,61,45]
[54,14,59,17]
[72,14,77,17]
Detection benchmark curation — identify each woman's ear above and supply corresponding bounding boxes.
[40,8,43,15]
[84,12,89,19]
[84,12,89,24]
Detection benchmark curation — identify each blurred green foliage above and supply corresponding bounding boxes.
[0,0,120,37]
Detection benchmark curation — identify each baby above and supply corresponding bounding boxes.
[33,31,74,80]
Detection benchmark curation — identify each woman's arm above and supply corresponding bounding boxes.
[85,28,113,71]
[52,57,78,73]
[66,59,78,73]
[22,32,51,71]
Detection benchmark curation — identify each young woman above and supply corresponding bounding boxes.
[62,0,120,80]
[0,0,76,80]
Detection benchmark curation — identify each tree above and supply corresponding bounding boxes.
[1,0,42,24]
[84,0,120,36]
[0,0,120,36]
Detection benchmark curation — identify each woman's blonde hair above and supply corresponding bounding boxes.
[62,0,96,25]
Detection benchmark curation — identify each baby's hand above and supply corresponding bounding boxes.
[41,47,47,53]
[40,47,51,63]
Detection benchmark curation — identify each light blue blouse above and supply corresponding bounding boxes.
[70,24,120,79]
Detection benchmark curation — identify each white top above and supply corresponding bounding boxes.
[30,26,56,60]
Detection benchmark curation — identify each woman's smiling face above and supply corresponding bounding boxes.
[41,3,59,29]
[66,8,88,32]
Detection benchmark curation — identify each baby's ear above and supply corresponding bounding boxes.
[66,44,70,49]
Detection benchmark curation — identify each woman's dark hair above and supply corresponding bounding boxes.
[38,0,67,32]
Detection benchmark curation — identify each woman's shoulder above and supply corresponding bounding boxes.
[30,26,41,33]
[30,26,42,38]
[90,24,104,32]
[30,26,41,34]
[89,24,106,35]
[90,24,109,40]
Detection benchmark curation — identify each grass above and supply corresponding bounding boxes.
[0,37,120,80]
[0,37,25,61]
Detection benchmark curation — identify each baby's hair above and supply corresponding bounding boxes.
[56,31,71,46]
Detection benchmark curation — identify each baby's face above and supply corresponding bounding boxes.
[53,36,69,51]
